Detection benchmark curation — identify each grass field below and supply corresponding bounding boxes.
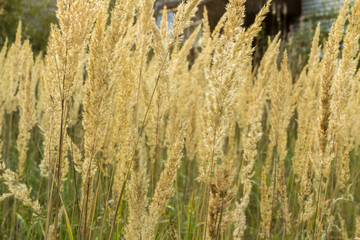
[1,0,360,239]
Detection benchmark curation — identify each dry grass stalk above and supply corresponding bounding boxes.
[0,0,360,239]
[17,41,36,178]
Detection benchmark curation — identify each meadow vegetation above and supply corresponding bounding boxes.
[1,0,360,239]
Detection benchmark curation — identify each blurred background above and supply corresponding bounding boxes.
[0,0,56,52]
[0,0,348,62]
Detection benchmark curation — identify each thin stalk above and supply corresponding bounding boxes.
[82,177,91,239]
[70,140,80,213]
[7,112,14,238]
[9,199,17,239]
[203,129,218,239]
[187,193,194,240]
[313,173,323,239]
[81,141,100,239]
[192,182,204,240]
[88,157,105,240]
[175,178,182,239]
[53,36,69,238]
[107,44,173,240]
[270,138,279,237]
[89,122,115,239]
[316,167,332,240]
[215,197,225,239]
[183,155,189,203]
[45,115,58,240]
[54,98,66,239]
[28,177,44,239]
[314,137,335,239]
[99,167,115,240]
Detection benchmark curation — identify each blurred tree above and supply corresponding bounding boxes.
[0,0,56,53]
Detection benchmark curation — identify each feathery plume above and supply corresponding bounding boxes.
[17,41,35,178]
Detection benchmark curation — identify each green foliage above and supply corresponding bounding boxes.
[0,0,56,53]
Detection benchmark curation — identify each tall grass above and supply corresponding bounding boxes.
[1,0,360,239]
